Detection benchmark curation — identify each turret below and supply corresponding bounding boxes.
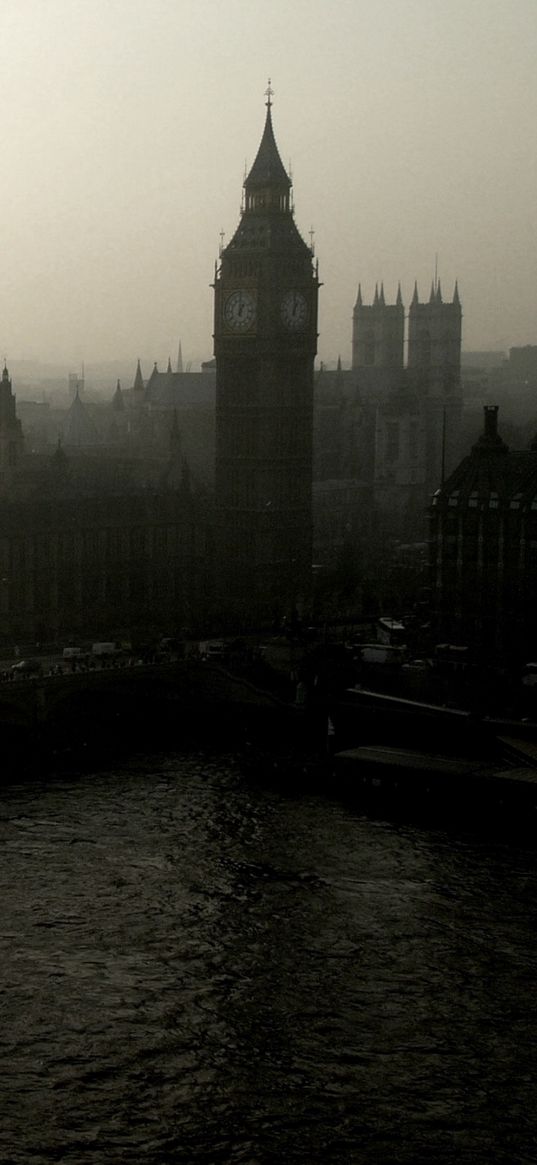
[0,363,24,481]
[407,282,462,384]
[112,379,124,411]
[352,284,404,370]
[132,359,145,407]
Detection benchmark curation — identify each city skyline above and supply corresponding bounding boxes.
[1,0,536,368]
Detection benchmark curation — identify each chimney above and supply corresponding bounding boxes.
[483,405,499,440]
[471,404,508,456]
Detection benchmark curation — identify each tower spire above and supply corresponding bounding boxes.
[243,82,291,212]
[134,358,144,391]
[112,378,124,412]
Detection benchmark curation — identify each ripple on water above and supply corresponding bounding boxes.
[0,752,536,1163]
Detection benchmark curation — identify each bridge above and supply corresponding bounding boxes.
[0,659,306,763]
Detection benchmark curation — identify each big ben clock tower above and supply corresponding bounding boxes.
[214,84,319,626]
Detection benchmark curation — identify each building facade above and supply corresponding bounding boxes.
[0,365,211,650]
[430,405,537,663]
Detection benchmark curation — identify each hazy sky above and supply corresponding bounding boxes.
[1,0,536,370]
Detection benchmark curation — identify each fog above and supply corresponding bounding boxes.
[1,0,536,370]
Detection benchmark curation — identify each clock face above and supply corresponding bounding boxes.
[223,290,256,332]
[281,290,308,331]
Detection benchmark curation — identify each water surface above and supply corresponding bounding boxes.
[0,753,536,1163]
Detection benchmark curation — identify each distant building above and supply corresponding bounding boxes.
[507,346,537,379]
[313,281,464,569]
[461,351,506,369]
[124,359,216,483]
[461,346,537,444]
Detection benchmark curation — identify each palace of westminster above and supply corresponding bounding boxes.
[1,93,537,661]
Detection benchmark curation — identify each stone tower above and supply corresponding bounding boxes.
[406,281,463,485]
[0,364,24,488]
[352,283,404,370]
[407,281,462,388]
[214,86,319,625]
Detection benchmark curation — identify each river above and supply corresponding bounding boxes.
[0,751,536,1163]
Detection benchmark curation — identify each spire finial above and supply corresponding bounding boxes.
[265,78,274,108]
